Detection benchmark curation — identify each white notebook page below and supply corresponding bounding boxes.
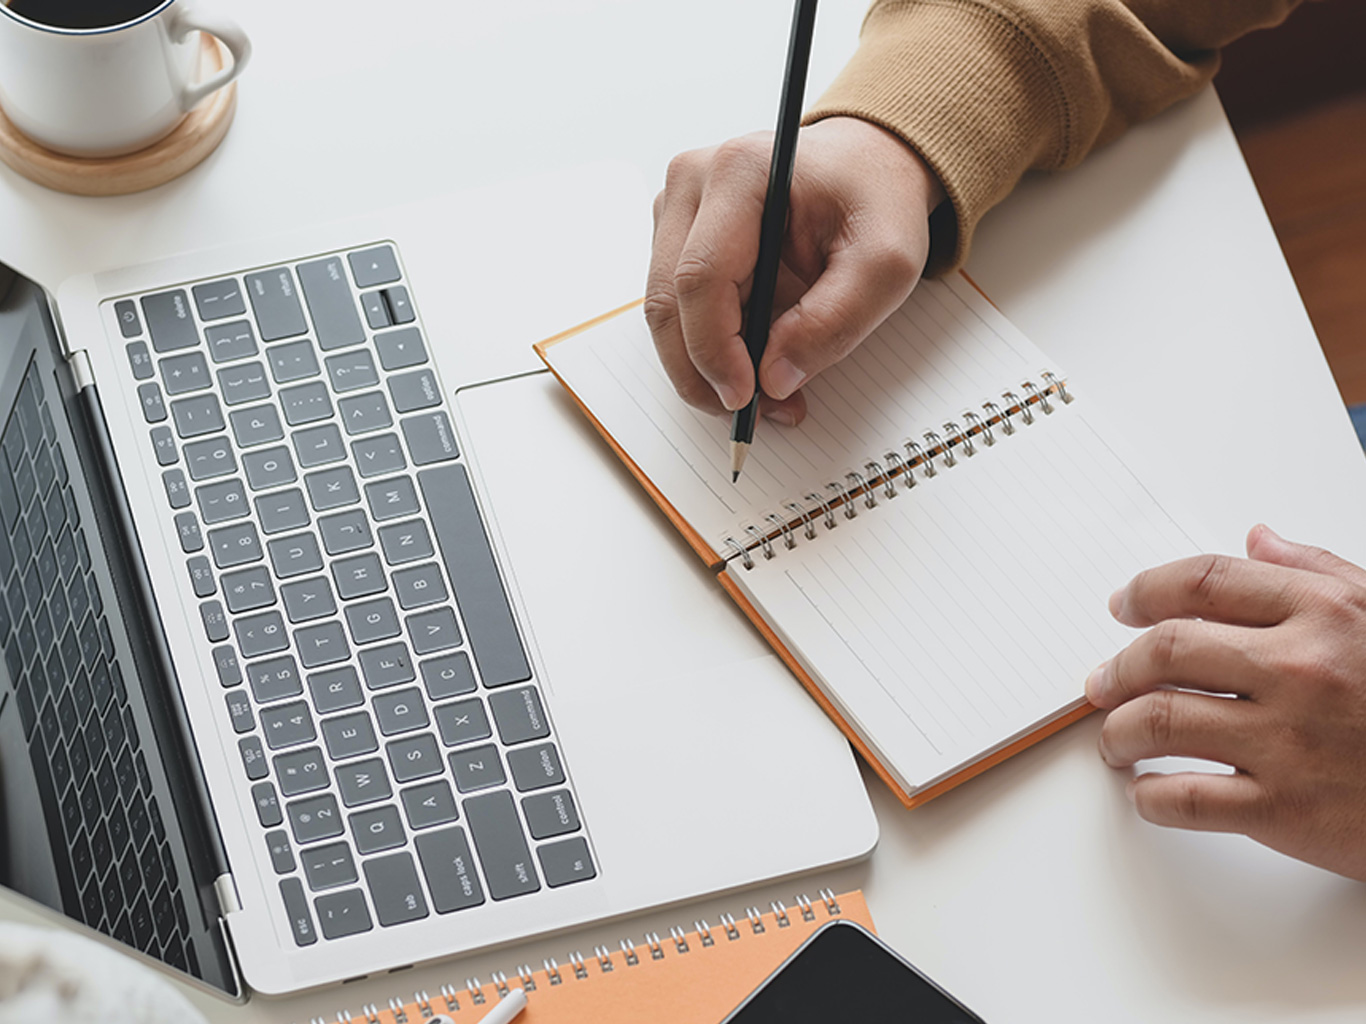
[546,276,1052,553]
[727,406,1197,791]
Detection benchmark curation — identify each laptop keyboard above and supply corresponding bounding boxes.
[0,359,195,971]
[110,243,593,945]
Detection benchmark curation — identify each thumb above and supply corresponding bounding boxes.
[1246,523,1366,588]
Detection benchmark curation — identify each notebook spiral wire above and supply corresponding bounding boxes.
[724,373,1072,569]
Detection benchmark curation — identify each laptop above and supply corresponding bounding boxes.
[0,163,877,998]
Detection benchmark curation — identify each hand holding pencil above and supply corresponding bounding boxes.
[644,4,943,474]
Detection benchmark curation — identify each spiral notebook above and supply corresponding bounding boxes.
[534,274,1198,808]
[299,889,873,1024]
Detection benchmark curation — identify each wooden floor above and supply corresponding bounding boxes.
[1232,92,1366,404]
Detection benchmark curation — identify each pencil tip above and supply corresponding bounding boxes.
[732,471,740,483]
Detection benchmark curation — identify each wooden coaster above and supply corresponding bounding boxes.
[0,34,237,197]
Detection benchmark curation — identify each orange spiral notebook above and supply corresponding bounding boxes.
[299,889,873,1024]
[534,275,1196,808]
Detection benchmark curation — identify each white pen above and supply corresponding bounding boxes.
[476,986,529,1024]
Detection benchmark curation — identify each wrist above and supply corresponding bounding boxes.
[810,115,946,219]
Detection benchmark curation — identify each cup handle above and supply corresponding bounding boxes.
[170,6,252,112]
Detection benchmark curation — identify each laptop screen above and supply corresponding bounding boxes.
[0,264,238,995]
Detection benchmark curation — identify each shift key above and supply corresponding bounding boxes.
[298,256,365,351]
[245,267,307,341]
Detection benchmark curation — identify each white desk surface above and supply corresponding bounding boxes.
[5,2,1366,1022]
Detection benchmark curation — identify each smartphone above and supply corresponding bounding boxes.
[721,920,987,1023]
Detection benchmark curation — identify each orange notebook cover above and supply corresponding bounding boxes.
[533,279,1196,810]
[304,889,873,1024]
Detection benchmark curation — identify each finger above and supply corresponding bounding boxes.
[1246,523,1366,589]
[1085,618,1266,708]
[758,237,924,401]
[674,138,773,411]
[1128,770,1270,835]
[645,173,725,415]
[1109,553,1304,629]
[1097,689,1261,769]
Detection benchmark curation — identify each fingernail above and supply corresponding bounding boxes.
[1108,585,1127,621]
[766,358,806,401]
[715,382,744,411]
[763,406,798,427]
[1124,777,1137,803]
[1084,661,1108,705]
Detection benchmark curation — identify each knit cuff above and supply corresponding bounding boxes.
[804,0,1070,276]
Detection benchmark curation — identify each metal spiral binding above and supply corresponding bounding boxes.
[620,937,640,966]
[595,945,615,972]
[964,409,990,447]
[1023,379,1050,415]
[696,919,716,946]
[827,478,856,519]
[924,429,952,468]
[721,911,741,940]
[805,491,837,530]
[745,523,773,560]
[884,450,911,489]
[947,419,975,457]
[846,469,874,509]
[464,979,485,1005]
[1042,370,1072,404]
[906,437,934,477]
[670,924,691,953]
[786,499,818,540]
[569,951,589,980]
[724,536,753,570]
[766,511,795,550]
[772,899,791,927]
[516,965,537,992]
[867,460,896,499]
[746,905,766,934]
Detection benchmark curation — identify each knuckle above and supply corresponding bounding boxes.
[1145,620,1186,676]
[710,136,767,178]
[1184,553,1233,609]
[1139,692,1179,750]
[664,149,705,190]
[1169,776,1205,828]
[672,252,722,305]
[642,289,679,336]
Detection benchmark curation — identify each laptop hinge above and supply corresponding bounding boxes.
[67,348,95,391]
[214,873,243,917]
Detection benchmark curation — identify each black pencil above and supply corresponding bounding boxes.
[731,0,819,482]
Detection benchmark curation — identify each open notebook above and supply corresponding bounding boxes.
[536,276,1196,807]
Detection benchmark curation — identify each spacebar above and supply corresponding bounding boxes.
[417,465,531,687]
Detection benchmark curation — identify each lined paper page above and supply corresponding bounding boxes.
[727,406,1197,791]
[545,276,1054,548]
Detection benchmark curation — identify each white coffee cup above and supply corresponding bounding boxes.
[0,0,251,158]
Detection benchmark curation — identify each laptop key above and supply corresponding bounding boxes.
[229,404,284,448]
[522,789,580,840]
[314,888,372,939]
[302,841,358,891]
[267,532,324,577]
[464,790,539,899]
[350,805,405,854]
[174,511,203,553]
[261,701,316,750]
[280,576,337,623]
[170,394,224,439]
[208,521,262,567]
[221,566,275,613]
[364,851,429,926]
[212,644,242,686]
[305,466,359,511]
[393,564,446,610]
[242,446,297,490]
[279,878,317,946]
[386,733,442,783]
[275,746,329,797]
[373,686,428,736]
[115,299,144,339]
[363,477,420,521]
[196,479,249,524]
[217,361,271,405]
[345,597,400,645]
[449,743,505,794]
[419,652,477,700]
[488,686,550,745]
[126,341,153,379]
[351,434,405,479]
[160,352,212,395]
[246,654,303,702]
[378,519,433,565]
[251,781,282,827]
[434,697,491,748]
[339,392,392,436]
[137,382,167,423]
[387,368,441,413]
[375,327,426,371]
[348,246,401,288]
[192,278,247,321]
[406,607,460,655]
[256,488,310,534]
[187,555,216,597]
[358,642,414,690]
[266,339,319,384]
[234,610,289,658]
[287,793,343,844]
[417,465,531,687]
[183,437,236,481]
[382,286,414,324]
[322,711,378,760]
[295,621,350,668]
[401,780,458,830]
[335,757,392,808]
[538,837,595,888]
[401,412,459,465]
[292,424,346,468]
[415,826,483,913]
[245,267,307,342]
[298,256,366,352]
[205,320,258,363]
[360,291,390,330]
[326,349,381,394]
[238,736,268,779]
[201,601,229,643]
[265,830,295,875]
[506,742,564,792]
[307,665,363,713]
[280,382,333,426]
[141,290,198,352]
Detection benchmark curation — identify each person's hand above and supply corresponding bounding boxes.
[1086,524,1366,881]
[645,116,944,425]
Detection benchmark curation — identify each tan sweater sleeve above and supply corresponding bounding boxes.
[806,0,1312,274]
